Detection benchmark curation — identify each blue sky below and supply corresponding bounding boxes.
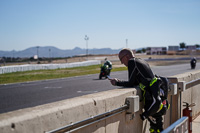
[0,0,200,51]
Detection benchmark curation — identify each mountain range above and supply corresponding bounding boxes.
[0,46,122,58]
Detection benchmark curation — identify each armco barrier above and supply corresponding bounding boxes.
[0,60,101,74]
[1,70,200,133]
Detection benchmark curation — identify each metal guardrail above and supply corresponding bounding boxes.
[185,78,200,89]
[169,78,200,94]
[167,78,200,133]
[161,117,188,133]
[46,104,129,133]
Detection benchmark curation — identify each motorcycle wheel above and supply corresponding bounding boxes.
[99,74,102,79]
[191,64,196,69]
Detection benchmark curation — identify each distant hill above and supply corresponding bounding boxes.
[0,46,121,58]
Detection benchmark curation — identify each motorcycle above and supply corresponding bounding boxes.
[99,65,110,79]
[190,58,196,69]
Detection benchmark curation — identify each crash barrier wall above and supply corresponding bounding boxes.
[1,70,200,133]
[0,60,101,74]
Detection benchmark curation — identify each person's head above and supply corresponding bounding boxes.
[118,48,134,66]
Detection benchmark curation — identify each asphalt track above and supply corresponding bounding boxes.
[0,63,200,114]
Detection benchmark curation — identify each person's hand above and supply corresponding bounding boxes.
[140,112,148,121]
[110,78,119,86]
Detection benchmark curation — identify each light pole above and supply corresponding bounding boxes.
[36,46,39,63]
[12,50,14,62]
[49,48,51,62]
[84,35,89,59]
[126,39,128,48]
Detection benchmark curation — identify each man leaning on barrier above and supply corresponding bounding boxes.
[109,48,169,133]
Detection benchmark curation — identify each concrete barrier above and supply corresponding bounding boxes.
[166,70,200,123]
[0,60,101,74]
[1,70,200,133]
[0,89,143,133]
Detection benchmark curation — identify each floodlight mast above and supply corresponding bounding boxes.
[126,39,128,48]
[49,48,51,62]
[36,46,39,63]
[84,35,89,59]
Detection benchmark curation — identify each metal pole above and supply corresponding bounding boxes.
[161,117,188,133]
[36,46,39,63]
[186,78,200,89]
[49,48,51,62]
[84,35,89,60]
[126,39,128,48]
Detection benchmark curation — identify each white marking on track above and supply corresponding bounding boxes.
[44,87,62,89]
[77,91,98,93]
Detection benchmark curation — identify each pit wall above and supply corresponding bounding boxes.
[1,70,200,133]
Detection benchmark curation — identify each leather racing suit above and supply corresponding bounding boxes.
[116,57,167,132]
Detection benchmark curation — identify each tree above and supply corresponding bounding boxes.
[136,50,142,53]
[195,44,200,49]
[142,48,146,53]
[179,42,186,50]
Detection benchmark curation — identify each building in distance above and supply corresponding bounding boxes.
[146,47,167,55]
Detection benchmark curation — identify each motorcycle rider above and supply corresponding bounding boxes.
[109,48,169,133]
[104,58,112,76]
[190,57,197,69]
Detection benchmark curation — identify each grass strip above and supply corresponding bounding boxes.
[0,65,127,84]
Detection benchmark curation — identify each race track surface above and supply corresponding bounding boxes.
[0,63,200,114]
